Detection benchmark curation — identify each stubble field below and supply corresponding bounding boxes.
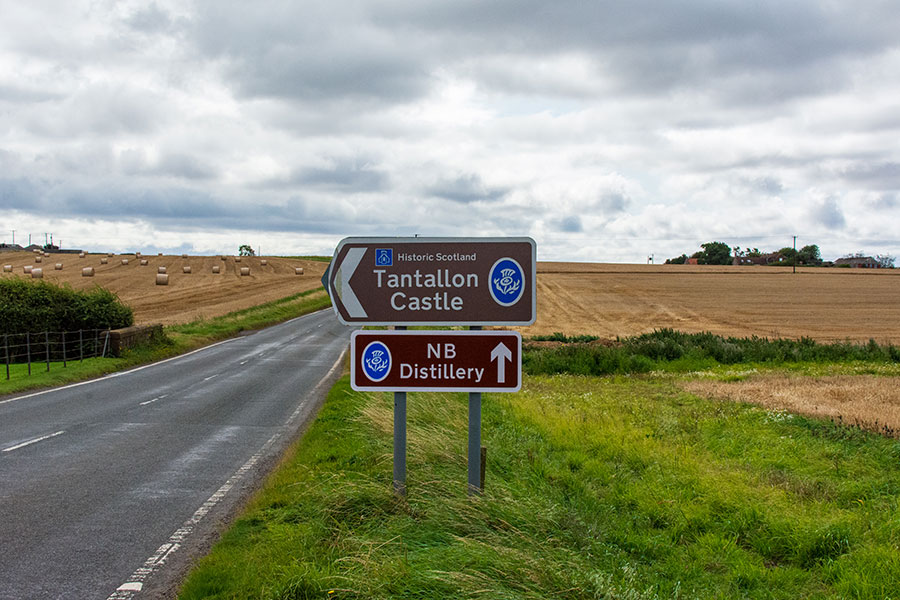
[530,262,900,343]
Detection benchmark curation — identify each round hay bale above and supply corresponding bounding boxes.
[121,259,129,265]
[158,252,163,256]
[183,266,192,274]
[135,252,141,257]
[43,252,49,257]
[55,263,63,270]
[82,267,94,277]
[234,256,241,263]
[100,257,108,264]
[108,252,114,257]
[158,266,167,274]
[31,268,43,279]
[33,249,40,254]
[220,255,227,261]
[240,267,250,276]
[212,265,221,274]
[156,273,169,285]
[181,253,188,259]
[140,259,148,266]
[79,252,85,258]
[295,267,304,275]
[260,259,268,266]
[35,256,42,263]
[24,266,32,274]
[3,265,12,273]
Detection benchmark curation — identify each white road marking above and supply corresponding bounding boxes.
[139,394,168,407]
[107,345,347,600]
[239,360,248,365]
[202,374,218,382]
[3,430,65,453]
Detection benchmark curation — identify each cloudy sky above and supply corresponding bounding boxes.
[2,0,899,262]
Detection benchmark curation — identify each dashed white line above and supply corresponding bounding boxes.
[139,394,168,406]
[3,430,66,453]
[239,360,248,365]
[202,374,219,382]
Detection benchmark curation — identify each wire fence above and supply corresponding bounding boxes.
[2,329,111,379]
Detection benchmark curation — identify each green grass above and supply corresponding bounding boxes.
[179,373,900,599]
[0,288,332,396]
[525,329,900,377]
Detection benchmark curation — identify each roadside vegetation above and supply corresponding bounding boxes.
[179,370,900,599]
[525,329,900,377]
[0,287,331,396]
[0,277,133,333]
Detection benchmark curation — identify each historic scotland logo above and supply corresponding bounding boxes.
[489,257,525,306]
[362,341,392,382]
[375,248,393,267]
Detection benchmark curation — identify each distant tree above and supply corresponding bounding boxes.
[797,244,822,266]
[876,254,896,268]
[665,254,688,265]
[745,247,761,257]
[698,241,732,265]
[777,247,799,266]
[238,244,256,256]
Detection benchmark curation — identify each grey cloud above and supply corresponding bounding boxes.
[427,174,508,203]
[24,85,166,138]
[191,3,430,105]
[841,162,900,191]
[154,154,219,180]
[555,215,583,233]
[261,158,390,192]
[599,192,629,213]
[125,3,173,33]
[813,198,846,230]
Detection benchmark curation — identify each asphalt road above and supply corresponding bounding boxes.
[0,309,352,599]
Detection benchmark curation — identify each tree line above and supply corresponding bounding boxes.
[666,242,895,267]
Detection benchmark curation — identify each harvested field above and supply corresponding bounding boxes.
[3,254,899,342]
[529,262,900,343]
[0,252,326,325]
[685,374,900,438]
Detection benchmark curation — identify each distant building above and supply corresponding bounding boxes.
[733,252,786,266]
[834,256,879,268]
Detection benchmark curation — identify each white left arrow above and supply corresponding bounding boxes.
[490,342,512,383]
[335,247,368,318]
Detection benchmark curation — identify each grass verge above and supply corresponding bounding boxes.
[178,373,900,599]
[0,288,332,396]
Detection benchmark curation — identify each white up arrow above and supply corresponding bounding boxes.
[490,342,512,383]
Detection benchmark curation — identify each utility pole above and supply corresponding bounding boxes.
[793,235,797,274]
[10,230,14,245]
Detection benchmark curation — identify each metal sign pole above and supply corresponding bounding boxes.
[394,326,407,497]
[468,325,482,495]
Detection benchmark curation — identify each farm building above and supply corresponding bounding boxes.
[834,256,880,268]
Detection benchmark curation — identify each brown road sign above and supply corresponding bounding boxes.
[351,330,522,392]
[326,237,536,326]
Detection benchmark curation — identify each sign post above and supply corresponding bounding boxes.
[328,237,535,496]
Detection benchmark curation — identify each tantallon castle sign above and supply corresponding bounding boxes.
[325,237,536,326]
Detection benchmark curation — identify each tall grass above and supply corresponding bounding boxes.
[179,374,900,599]
[525,329,900,376]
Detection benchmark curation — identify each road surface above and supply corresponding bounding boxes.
[0,309,351,599]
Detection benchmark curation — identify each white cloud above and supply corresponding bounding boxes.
[0,0,898,261]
